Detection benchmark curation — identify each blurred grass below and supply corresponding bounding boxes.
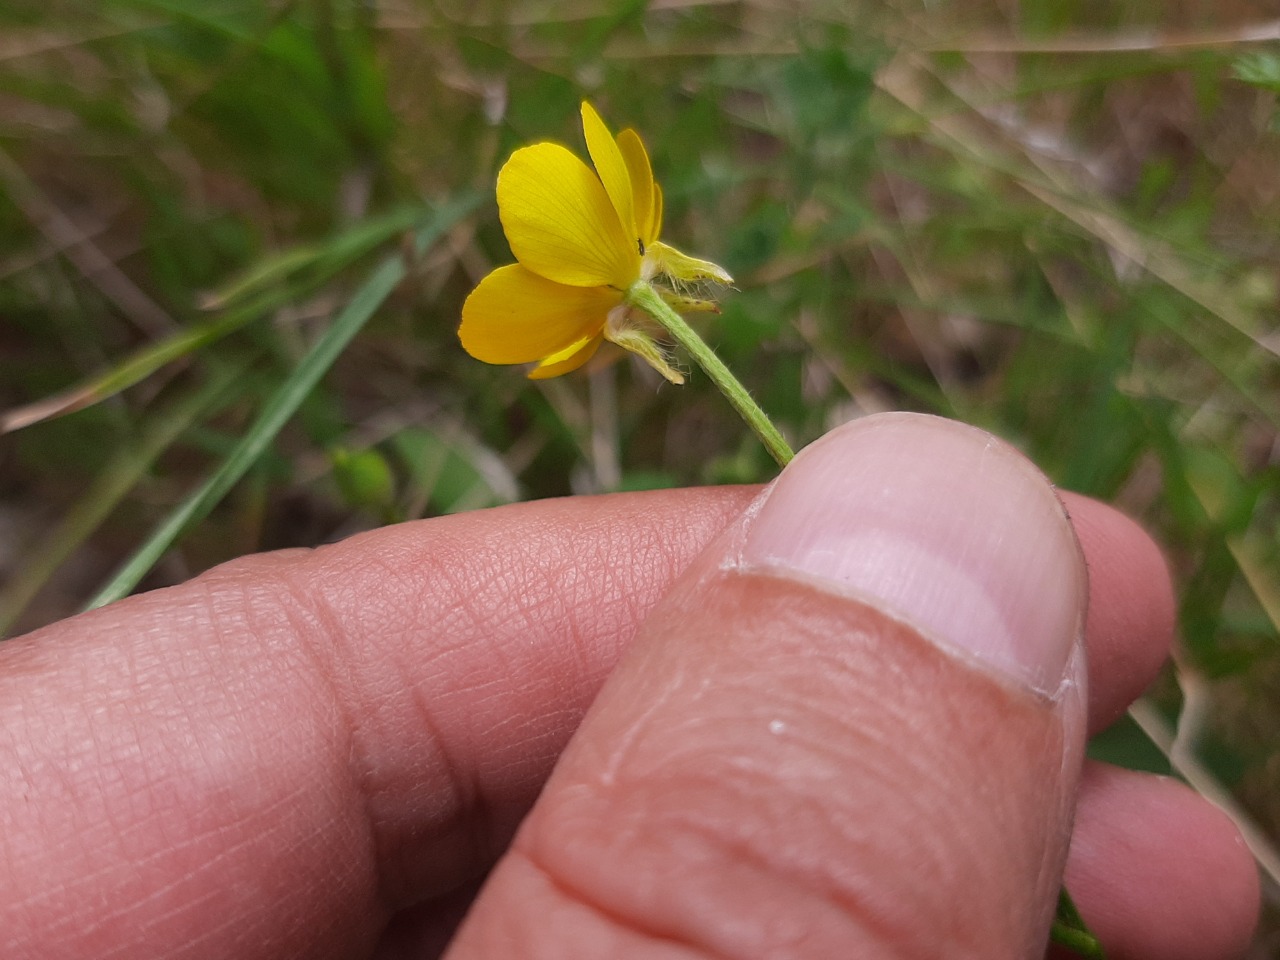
[1,0,1278,951]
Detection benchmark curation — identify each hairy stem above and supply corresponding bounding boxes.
[626,280,793,468]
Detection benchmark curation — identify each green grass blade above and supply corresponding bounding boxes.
[1,206,429,434]
[202,205,422,310]
[1,312,251,432]
[82,194,479,610]
[0,365,244,636]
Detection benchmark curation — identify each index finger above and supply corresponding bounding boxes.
[0,487,753,960]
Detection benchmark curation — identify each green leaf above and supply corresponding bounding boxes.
[1232,52,1280,93]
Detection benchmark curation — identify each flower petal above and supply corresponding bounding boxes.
[498,143,638,288]
[459,263,619,364]
[527,333,603,379]
[617,127,659,247]
[581,102,637,252]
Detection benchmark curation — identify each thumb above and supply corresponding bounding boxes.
[446,413,1089,959]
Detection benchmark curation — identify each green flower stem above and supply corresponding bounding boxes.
[626,280,794,468]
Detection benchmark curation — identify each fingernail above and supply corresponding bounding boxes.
[741,413,1085,695]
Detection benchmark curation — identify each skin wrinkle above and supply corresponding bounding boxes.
[606,673,964,956]
[400,536,618,877]
[517,781,859,960]
[638,798,911,956]
[275,549,494,913]
[401,680,493,906]
[220,574,347,741]
[507,845,737,960]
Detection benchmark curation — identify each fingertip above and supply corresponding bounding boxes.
[1066,762,1260,960]
[1060,493,1177,733]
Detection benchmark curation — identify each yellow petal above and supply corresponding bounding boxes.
[527,333,603,379]
[459,263,619,364]
[498,143,639,288]
[617,127,659,248]
[581,102,637,252]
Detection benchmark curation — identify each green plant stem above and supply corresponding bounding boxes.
[626,280,794,468]
[1051,887,1106,958]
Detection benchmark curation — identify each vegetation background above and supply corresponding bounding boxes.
[0,0,1277,952]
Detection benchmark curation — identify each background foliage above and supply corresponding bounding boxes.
[1,0,1277,950]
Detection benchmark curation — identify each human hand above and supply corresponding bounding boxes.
[0,413,1258,959]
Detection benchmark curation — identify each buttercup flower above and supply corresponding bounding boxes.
[459,101,732,382]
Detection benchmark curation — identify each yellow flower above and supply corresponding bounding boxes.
[459,101,731,382]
